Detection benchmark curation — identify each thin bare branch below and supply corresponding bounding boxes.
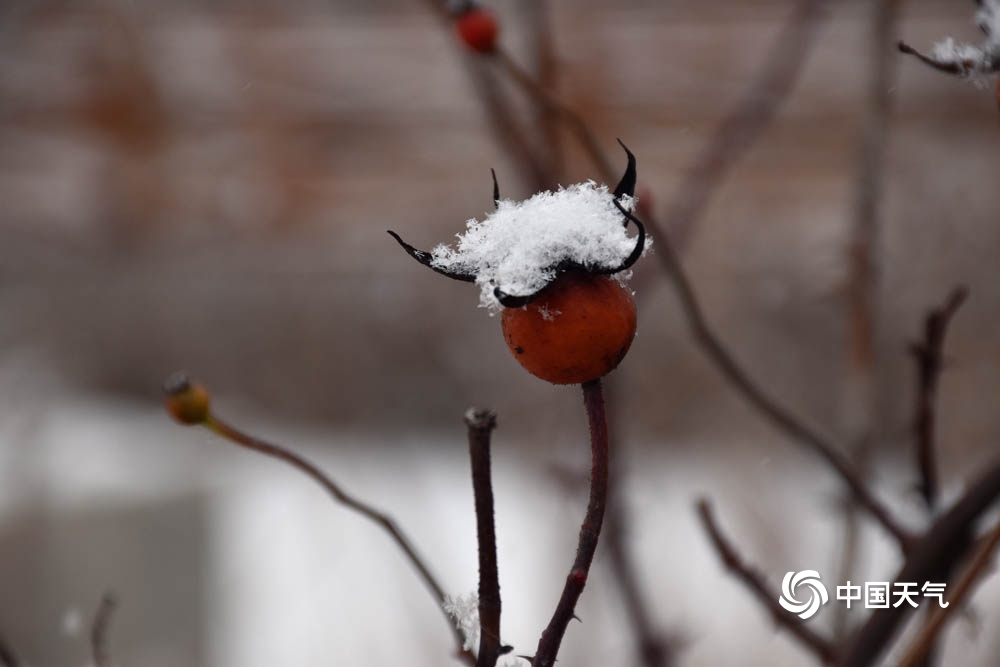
[656,0,829,247]
[465,408,503,667]
[697,499,837,664]
[518,0,563,180]
[533,379,611,667]
[493,48,616,184]
[911,287,969,509]
[618,205,915,549]
[203,414,476,666]
[419,0,552,190]
[895,519,1000,667]
[838,458,1000,667]
[90,593,117,667]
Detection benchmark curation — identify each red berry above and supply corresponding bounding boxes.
[456,8,499,54]
[501,271,637,385]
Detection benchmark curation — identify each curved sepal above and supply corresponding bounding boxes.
[387,230,476,282]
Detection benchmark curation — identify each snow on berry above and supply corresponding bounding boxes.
[430,181,648,310]
[388,142,648,312]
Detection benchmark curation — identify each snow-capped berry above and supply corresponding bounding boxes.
[388,142,646,385]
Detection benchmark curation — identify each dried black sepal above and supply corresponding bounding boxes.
[612,138,637,202]
[386,230,476,282]
[897,40,1000,76]
[491,168,501,209]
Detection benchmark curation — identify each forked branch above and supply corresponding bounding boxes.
[895,519,1000,667]
[838,457,1000,667]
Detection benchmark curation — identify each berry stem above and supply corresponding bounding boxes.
[532,379,609,667]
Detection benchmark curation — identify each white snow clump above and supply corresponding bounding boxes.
[430,181,648,310]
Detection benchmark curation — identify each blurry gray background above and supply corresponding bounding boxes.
[1,0,999,665]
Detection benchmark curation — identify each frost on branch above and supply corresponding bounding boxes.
[899,0,1000,84]
[430,182,649,310]
[443,592,480,652]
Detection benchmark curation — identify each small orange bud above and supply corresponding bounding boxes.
[163,371,211,425]
[501,271,637,384]
[456,8,499,54]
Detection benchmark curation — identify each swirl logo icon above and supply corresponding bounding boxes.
[778,570,828,620]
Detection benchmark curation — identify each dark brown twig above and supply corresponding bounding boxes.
[696,499,837,664]
[204,414,476,666]
[418,0,552,191]
[911,287,969,509]
[519,0,563,181]
[90,593,117,667]
[617,205,914,549]
[465,408,503,667]
[494,48,616,184]
[532,379,610,667]
[895,519,1000,667]
[654,0,828,248]
[470,60,554,192]
[494,0,828,256]
[838,457,1000,667]
[0,632,19,667]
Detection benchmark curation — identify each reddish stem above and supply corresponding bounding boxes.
[533,379,610,667]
